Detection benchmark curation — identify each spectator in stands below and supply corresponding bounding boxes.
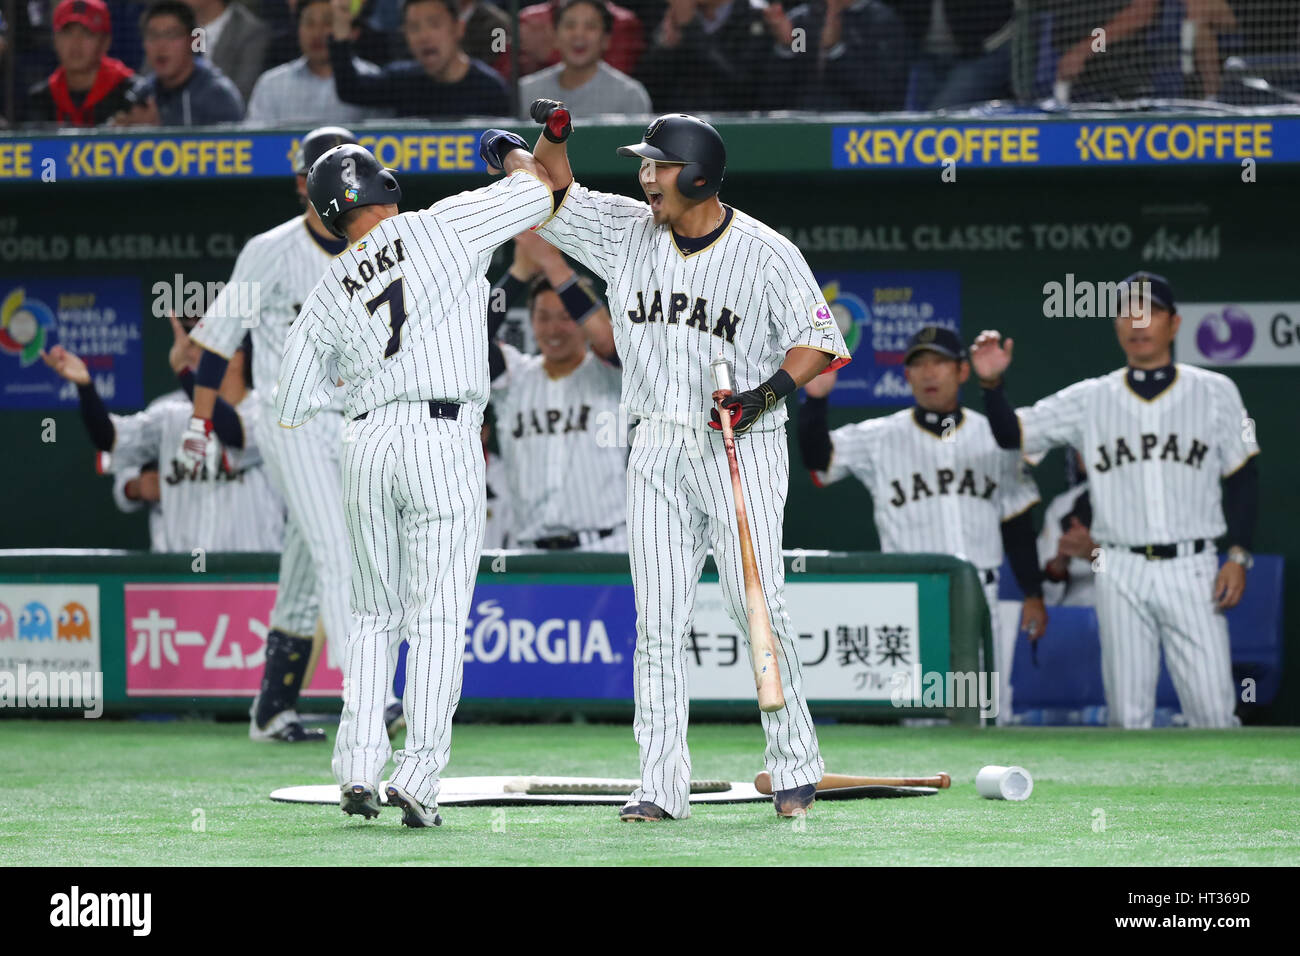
[24,0,135,126]
[896,0,1014,109]
[114,0,245,125]
[762,0,905,110]
[264,0,394,69]
[1038,449,1096,607]
[246,0,388,123]
[1055,0,1237,101]
[458,0,512,68]
[327,0,509,117]
[636,0,773,112]
[182,0,272,101]
[517,0,645,77]
[519,0,651,115]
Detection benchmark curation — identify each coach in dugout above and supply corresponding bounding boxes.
[41,315,284,553]
[489,231,625,552]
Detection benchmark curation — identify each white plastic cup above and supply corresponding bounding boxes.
[976,765,1033,801]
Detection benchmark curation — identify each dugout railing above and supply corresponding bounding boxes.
[0,549,994,724]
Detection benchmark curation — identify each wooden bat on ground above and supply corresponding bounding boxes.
[754,771,952,794]
[711,359,784,714]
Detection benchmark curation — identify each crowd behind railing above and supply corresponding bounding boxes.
[4,0,1300,130]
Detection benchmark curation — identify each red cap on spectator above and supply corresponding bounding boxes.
[53,0,112,35]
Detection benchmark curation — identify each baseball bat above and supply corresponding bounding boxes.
[710,360,784,714]
[754,771,952,794]
[301,617,328,690]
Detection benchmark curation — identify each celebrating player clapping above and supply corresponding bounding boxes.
[799,326,1046,723]
[974,272,1259,728]
[41,315,283,554]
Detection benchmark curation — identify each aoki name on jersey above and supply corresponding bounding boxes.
[625,291,741,343]
[510,404,593,438]
[1092,433,1210,473]
[888,468,998,507]
[340,238,407,298]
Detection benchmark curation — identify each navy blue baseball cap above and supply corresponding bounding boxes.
[904,326,966,363]
[1120,271,1176,313]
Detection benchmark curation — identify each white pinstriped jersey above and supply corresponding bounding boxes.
[815,407,1039,569]
[491,343,626,540]
[1016,364,1259,547]
[108,389,285,551]
[277,171,554,427]
[191,216,345,411]
[538,183,849,431]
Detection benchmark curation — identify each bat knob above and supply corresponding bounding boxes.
[937,772,951,789]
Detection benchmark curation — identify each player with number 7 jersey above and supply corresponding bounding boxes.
[276,133,560,827]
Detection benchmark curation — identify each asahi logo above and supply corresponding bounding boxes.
[1141,225,1220,262]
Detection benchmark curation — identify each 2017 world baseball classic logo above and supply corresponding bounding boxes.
[796,270,962,407]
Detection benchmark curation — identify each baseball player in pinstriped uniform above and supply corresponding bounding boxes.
[797,326,1046,723]
[974,272,1260,728]
[180,126,408,744]
[278,134,559,827]
[489,232,625,552]
[43,318,284,552]
[527,102,849,821]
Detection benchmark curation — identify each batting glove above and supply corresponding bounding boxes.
[529,98,572,143]
[709,386,777,436]
[479,129,529,171]
[177,416,225,478]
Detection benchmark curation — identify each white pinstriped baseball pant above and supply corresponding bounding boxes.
[334,401,485,802]
[1094,548,1240,728]
[627,420,823,819]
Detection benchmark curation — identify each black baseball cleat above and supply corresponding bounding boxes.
[340,783,381,820]
[249,703,326,743]
[384,701,406,741]
[385,784,442,828]
[773,783,816,818]
[619,801,674,822]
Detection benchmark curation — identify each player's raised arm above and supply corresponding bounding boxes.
[516,229,617,361]
[528,98,575,190]
[523,102,649,283]
[421,130,557,261]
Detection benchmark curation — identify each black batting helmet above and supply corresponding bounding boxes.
[307,144,402,238]
[295,125,358,175]
[617,113,726,200]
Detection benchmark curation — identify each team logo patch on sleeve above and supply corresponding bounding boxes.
[811,302,834,331]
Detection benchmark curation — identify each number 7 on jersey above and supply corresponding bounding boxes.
[366,278,407,358]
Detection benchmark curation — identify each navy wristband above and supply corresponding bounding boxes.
[555,274,601,324]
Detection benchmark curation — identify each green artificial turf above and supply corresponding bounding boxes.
[2,720,1298,866]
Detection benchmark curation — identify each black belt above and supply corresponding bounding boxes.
[532,528,617,551]
[982,569,997,585]
[1126,539,1209,560]
[354,401,460,422]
